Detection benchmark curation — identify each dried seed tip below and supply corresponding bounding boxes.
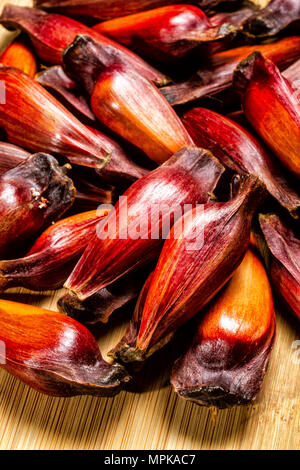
[58,292,85,316]
[108,271,153,363]
[110,345,146,364]
[233,51,261,97]
[161,36,300,106]
[0,4,47,26]
[244,16,276,37]
[242,0,300,38]
[235,175,267,215]
[171,334,276,408]
[59,268,145,325]
[175,386,251,409]
[59,291,115,324]
[162,146,224,187]
[98,362,132,387]
[63,34,114,94]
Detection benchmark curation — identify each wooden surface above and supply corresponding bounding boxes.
[0,0,299,451]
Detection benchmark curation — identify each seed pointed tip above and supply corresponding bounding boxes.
[109,344,145,364]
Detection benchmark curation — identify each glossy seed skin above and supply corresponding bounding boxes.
[234,52,300,179]
[65,146,224,300]
[0,66,111,169]
[0,299,130,397]
[93,5,237,61]
[0,153,75,257]
[63,35,193,164]
[90,65,194,163]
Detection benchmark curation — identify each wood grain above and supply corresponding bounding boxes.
[0,0,299,451]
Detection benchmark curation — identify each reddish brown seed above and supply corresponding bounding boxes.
[0,153,75,257]
[234,52,300,179]
[0,298,130,396]
[0,208,110,292]
[171,249,276,408]
[0,66,111,169]
[0,144,114,210]
[63,35,194,164]
[93,5,237,61]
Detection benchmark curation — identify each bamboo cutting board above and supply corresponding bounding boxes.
[0,0,299,451]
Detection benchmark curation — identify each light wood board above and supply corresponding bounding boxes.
[0,0,299,451]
